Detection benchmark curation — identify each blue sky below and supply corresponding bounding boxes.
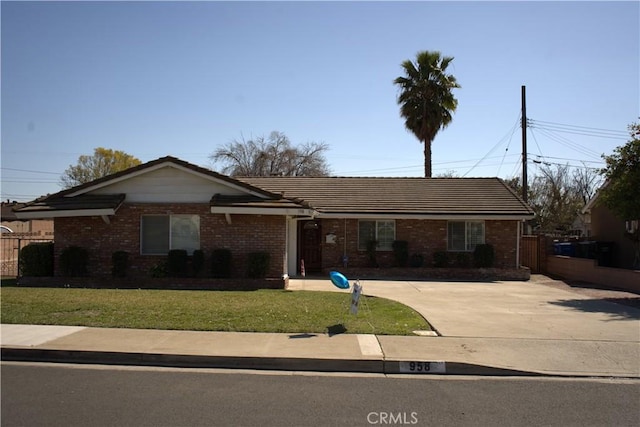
[2,1,638,201]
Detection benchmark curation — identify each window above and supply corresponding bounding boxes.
[141,215,200,255]
[358,220,395,251]
[447,221,484,251]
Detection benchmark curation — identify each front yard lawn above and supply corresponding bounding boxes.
[0,287,430,335]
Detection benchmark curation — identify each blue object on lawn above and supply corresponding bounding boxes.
[329,271,350,289]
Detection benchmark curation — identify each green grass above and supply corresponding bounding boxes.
[0,287,430,335]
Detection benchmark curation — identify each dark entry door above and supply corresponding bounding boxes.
[300,221,321,274]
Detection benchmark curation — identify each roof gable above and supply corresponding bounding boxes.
[63,156,275,201]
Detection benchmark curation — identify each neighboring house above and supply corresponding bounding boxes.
[13,156,534,280]
[2,201,54,277]
[1,201,54,236]
[582,190,638,269]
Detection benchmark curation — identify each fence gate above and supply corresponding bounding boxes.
[1,235,54,277]
[520,235,543,273]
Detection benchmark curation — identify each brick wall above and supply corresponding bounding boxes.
[317,218,518,270]
[54,203,286,279]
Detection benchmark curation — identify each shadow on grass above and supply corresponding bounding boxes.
[549,298,640,321]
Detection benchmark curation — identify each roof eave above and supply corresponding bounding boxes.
[210,206,316,216]
[14,207,118,220]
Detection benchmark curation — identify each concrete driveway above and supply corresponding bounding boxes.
[288,276,640,342]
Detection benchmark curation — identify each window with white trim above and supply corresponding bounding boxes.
[447,221,485,252]
[358,220,395,251]
[141,215,200,255]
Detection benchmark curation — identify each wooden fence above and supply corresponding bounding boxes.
[520,235,547,273]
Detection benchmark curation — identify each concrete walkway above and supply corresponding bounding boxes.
[2,275,639,377]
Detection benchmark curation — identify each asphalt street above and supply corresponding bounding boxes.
[2,362,639,427]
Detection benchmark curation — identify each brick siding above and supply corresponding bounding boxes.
[54,203,285,279]
[318,218,518,271]
[53,206,520,281]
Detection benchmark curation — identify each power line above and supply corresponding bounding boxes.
[1,167,60,175]
[463,114,521,177]
[528,119,627,136]
[529,119,627,140]
[532,127,603,159]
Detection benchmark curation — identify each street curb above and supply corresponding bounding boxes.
[1,347,551,377]
[1,348,383,373]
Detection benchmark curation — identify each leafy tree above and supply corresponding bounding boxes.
[394,51,460,177]
[599,120,640,268]
[210,131,330,177]
[61,147,141,188]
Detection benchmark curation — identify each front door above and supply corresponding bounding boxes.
[299,220,321,274]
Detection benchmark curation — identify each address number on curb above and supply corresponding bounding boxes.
[399,361,446,374]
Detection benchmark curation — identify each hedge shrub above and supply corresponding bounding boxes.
[247,252,270,278]
[211,249,232,278]
[111,251,129,278]
[19,242,54,276]
[192,249,205,277]
[392,240,409,267]
[59,246,89,277]
[433,251,449,268]
[409,253,424,268]
[473,244,495,268]
[167,249,188,277]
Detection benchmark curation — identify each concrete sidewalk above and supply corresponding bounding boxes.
[2,276,639,377]
[2,323,639,377]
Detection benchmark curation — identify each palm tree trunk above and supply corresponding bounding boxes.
[424,140,432,178]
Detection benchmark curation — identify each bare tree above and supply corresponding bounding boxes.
[528,164,583,234]
[573,165,602,204]
[210,131,330,177]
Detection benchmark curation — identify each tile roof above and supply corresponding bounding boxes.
[239,177,534,217]
[12,156,533,219]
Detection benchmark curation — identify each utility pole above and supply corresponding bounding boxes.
[521,85,528,203]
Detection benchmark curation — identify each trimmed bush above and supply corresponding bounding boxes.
[111,251,129,278]
[366,240,378,268]
[409,253,424,268]
[167,249,188,277]
[60,246,89,277]
[19,242,54,276]
[474,244,495,268]
[247,252,270,278]
[433,251,449,268]
[192,249,205,277]
[211,249,232,278]
[455,252,471,268]
[392,240,409,267]
[150,261,167,278]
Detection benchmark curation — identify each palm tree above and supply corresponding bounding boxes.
[394,51,460,177]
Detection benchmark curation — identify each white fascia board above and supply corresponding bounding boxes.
[210,207,316,216]
[67,162,269,198]
[14,208,117,220]
[315,212,534,220]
